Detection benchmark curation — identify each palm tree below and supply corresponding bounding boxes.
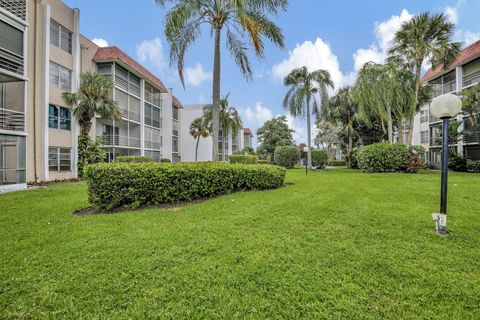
[388,12,460,145]
[155,0,287,161]
[282,66,333,169]
[353,62,415,143]
[63,72,120,137]
[323,86,358,156]
[189,117,210,161]
[203,94,243,160]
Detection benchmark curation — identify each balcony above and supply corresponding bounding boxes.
[98,135,141,148]
[0,108,24,131]
[464,131,480,145]
[463,70,480,88]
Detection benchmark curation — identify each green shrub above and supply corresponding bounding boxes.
[448,154,467,172]
[406,145,426,173]
[77,136,106,177]
[257,160,271,164]
[328,160,346,167]
[161,158,172,163]
[116,155,155,163]
[346,150,358,169]
[230,154,258,164]
[84,162,286,210]
[467,159,480,173]
[357,143,410,173]
[274,146,300,168]
[311,150,328,168]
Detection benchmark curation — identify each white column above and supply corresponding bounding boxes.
[140,79,145,155]
[71,8,81,178]
[42,4,50,181]
[455,66,464,157]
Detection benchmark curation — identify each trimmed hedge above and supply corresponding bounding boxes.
[467,159,480,173]
[161,158,172,163]
[84,162,286,210]
[117,156,155,163]
[311,150,328,168]
[274,146,300,168]
[230,154,258,164]
[357,143,410,173]
[257,160,271,164]
[328,160,346,167]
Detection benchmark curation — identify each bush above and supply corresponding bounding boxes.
[274,146,300,168]
[77,136,106,177]
[467,159,480,173]
[311,150,328,169]
[230,154,258,164]
[328,160,346,167]
[117,156,155,163]
[84,162,286,210]
[346,150,358,169]
[161,158,172,163]
[448,154,467,172]
[357,143,410,173]
[257,160,271,164]
[406,145,426,173]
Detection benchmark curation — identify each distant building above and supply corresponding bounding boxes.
[243,128,253,149]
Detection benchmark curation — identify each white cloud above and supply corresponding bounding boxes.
[244,102,273,127]
[444,6,458,24]
[136,37,166,71]
[92,37,109,48]
[352,9,413,71]
[184,63,212,86]
[272,37,344,89]
[460,30,480,46]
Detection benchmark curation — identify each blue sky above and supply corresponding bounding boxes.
[65,0,480,146]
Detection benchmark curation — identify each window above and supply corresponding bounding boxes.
[420,131,428,144]
[420,110,428,123]
[50,20,72,54]
[49,62,72,91]
[48,147,71,172]
[0,19,23,57]
[48,104,71,130]
[172,106,179,121]
[144,150,161,162]
[144,103,161,128]
[172,137,178,153]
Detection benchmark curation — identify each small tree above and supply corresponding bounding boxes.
[63,72,120,174]
[256,115,294,161]
[189,117,210,161]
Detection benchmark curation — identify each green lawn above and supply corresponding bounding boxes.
[1,169,479,319]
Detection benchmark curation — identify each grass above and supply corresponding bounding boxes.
[0,168,479,319]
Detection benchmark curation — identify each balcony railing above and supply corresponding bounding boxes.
[0,108,25,131]
[463,70,480,88]
[98,135,141,148]
[464,131,480,144]
[144,140,161,150]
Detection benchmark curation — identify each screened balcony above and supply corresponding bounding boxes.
[97,120,141,148]
[0,81,24,132]
[463,58,480,88]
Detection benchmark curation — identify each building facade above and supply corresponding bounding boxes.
[0,0,186,191]
[419,40,480,168]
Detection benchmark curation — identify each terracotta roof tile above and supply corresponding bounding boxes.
[93,46,167,92]
[243,128,252,135]
[422,40,480,82]
[172,96,183,108]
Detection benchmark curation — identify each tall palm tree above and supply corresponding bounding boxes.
[155,0,286,161]
[323,86,358,156]
[63,72,120,137]
[203,94,243,160]
[189,117,210,161]
[388,12,460,145]
[353,62,415,143]
[282,66,333,169]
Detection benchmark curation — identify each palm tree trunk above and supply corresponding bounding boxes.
[387,105,393,143]
[398,125,404,144]
[406,63,422,146]
[211,28,221,161]
[306,95,312,169]
[195,137,200,162]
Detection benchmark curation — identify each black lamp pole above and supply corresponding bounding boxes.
[439,117,450,235]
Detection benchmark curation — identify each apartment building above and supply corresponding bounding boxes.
[0,0,184,191]
[180,104,251,162]
[419,40,480,168]
[243,128,253,149]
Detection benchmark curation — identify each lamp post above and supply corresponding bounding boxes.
[303,146,309,176]
[429,93,462,235]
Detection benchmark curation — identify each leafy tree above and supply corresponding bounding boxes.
[388,11,460,145]
[63,72,120,137]
[314,121,339,157]
[189,117,210,161]
[353,62,415,143]
[203,94,242,160]
[322,86,357,155]
[256,115,294,160]
[63,72,120,172]
[155,0,287,161]
[241,146,255,154]
[283,66,333,168]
